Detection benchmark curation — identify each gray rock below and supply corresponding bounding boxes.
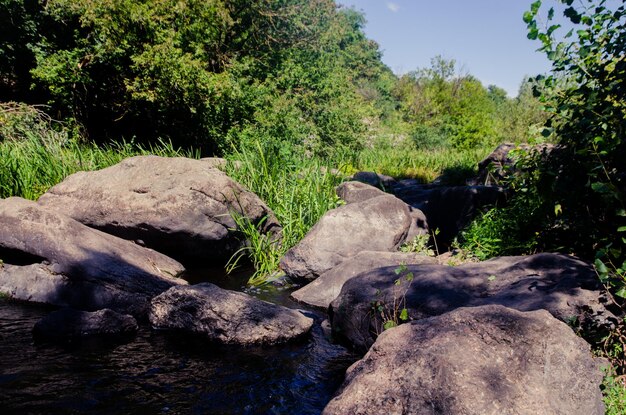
[393,184,505,244]
[149,283,314,346]
[335,181,387,204]
[291,251,436,310]
[323,305,605,415]
[33,308,138,341]
[352,171,397,190]
[330,253,616,352]
[38,156,281,264]
[0,197,186,317]
[280,194,428,282]
[470,143,556,186]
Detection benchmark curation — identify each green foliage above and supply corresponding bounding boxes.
[603,372,626,415]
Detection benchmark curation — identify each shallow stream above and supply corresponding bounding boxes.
[0,269,357,414]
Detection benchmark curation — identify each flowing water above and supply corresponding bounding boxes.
[0,269,357,415]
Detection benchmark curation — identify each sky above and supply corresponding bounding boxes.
[335,0,555,96]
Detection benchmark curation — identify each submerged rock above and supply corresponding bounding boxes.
[149,283,314,346]
[33,308,138,341]
[0,197,185,317]
[330,253,616,352]
[280,194,428,282]
[38,155,281,265]
[323,305,605,415]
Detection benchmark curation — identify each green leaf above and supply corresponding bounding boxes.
[405,272,414,282]
[554,203,562,216]
[487,275,497,282]
[548,7,554,20]
[523,11,534,24]
[615,287,626,299]
[618,226,626,232]
[383,320,397,330]
[531,1,542,14]
[564,7,581,24]
[399,308,409,321]
[595,259,608,275]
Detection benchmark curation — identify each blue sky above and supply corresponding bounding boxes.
[335,0,555,96]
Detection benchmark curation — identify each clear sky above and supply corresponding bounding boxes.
[335,0,554,96]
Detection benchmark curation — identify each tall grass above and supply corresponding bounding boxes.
[223,141,345,284]
[342,145,491,184]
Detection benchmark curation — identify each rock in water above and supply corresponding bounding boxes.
[0,197,185,317]
[280,194,428,282]
[330,253,616,352]
[149,283,314,346]
[323,305,605,415]
[33,308,138,341]
[37,156,281,265]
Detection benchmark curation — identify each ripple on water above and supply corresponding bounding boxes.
[0,284,356,415]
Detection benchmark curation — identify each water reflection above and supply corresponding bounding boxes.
[0,272,356,415]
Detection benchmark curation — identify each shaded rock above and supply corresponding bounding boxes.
[470,142,555,186]
[280,195,428,282]
[0,197,185,317]
[291,251,436,310]
[33,308,138,341]
[335,181,387,204]
[149,283,314,346]
[351,171,396,190]
[323,305,605,415]
[392,184,505,244]
[330,253,616,352]
[38,156,281,265]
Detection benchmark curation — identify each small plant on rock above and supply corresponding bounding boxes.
[370,262,414,333]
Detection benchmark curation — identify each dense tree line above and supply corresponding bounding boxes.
[1,0,543,155]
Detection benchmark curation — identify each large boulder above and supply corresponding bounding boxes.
[280,194,428,282]
[330,253,616,352]
[291,251,437,310]
[323,305,605,415]
[149,283,314,346]
[335,181,387,204]
[0,197,186,317]
[37,156,281,265]
[33,308,138,341]
[392,184,505,244]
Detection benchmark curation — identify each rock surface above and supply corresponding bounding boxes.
[335,181,387,204]
[280,194,427,282]
[149,283,314,346]
[33,308,138,341]
[38,156,281,264]
[330,253,616,352]
[323,305,605,415]
[291,251,437,310]
[392,184,505,244]
[0,197,186,317]
[351,171,396,190]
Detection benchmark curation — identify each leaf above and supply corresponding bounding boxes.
[399,308,409,321]
[548,7,554,20]
[395,278,401,286]
[405,272,414,282]
[383,320,397,330]
[523,11,534,24]
[618,226,626,232]
[531,1,542,14]
[564,7,581,24]
[487,275,497,282]
[554,203,562,216]
[615,287,626,299]
[595,259,608,275]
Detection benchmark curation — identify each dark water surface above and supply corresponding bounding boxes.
[0,269,356,415]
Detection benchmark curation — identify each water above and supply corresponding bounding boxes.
[0,270,357,415]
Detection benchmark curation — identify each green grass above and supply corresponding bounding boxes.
[344,145,491,184]
[223,141,345,284]
[0,136,194,200]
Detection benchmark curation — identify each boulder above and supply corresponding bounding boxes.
[37,156,281,265]
[280,194,428,282]
[0,197,185,317]
[329,253,616,352]
[335,181,387,204]
[290,251,437,310]
[33,308,138,341]
[470,143,555,186]
[323,305,605,415]
[351,171,396,190]
[149,283,314,346]
[392,184,505,244]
